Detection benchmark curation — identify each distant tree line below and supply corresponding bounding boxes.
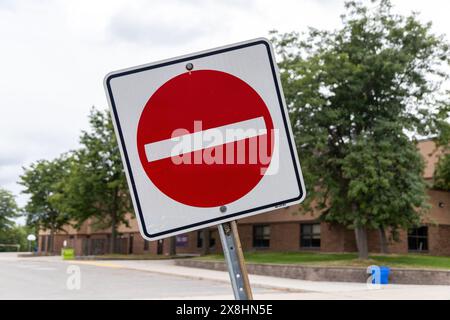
[18,109,132,254]
[0,188,34,252]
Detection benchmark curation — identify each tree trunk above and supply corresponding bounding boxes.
[379,226,389,254]
[354,225,369,260]
[169,236,176,256]
[201,229,210,256]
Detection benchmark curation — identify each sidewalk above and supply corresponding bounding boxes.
[14,254,450,299]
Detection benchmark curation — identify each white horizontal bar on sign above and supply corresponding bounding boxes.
[144,116,267,163]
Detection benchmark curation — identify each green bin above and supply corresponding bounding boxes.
[61,248,75,260]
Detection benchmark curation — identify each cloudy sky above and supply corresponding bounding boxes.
[1,0,449,213]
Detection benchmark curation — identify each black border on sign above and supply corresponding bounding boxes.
[105,39,304,239]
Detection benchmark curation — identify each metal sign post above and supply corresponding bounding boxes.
[218,221,253,300]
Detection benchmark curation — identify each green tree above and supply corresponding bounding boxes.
[341,130,428,253]
[0,224,34,252]
[19,156,72,253]
[61,108,132,254]
[0,188,19,233]
[272,0,450,258]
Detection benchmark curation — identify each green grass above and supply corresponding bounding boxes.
[196,251,450,270]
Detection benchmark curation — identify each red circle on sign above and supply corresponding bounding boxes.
[136,70,274,207]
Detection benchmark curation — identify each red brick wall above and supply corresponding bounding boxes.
[365,225,450,255]
[173,232,200,254]
[129,233,163,255]
[343,228,357,252]
[389,229,408,254]
[428,225,450,256]
[73,235,84,256]
[367,229,380,253]
[238,224,253,251]
[132,233,145,254]
[321,223,348,252]
[37,236,43,254]
[338,227,407,254]
[271,223,300,251]
[36,221,450,257]
[239,222,300,252]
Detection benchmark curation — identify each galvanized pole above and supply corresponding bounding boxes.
[218,220,253,300]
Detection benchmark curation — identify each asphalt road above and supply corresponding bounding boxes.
[0,253,278,299]
[2,253,450,300]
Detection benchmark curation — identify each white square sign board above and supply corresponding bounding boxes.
[104,38,306,240]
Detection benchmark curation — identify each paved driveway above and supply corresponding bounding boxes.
[0,253,449,299]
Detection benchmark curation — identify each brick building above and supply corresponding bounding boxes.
[38,139,450,256]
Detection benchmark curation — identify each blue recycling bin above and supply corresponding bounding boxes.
[371,266,390,284]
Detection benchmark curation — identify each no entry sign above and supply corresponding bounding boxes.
[105,38,305,240]
[137,70,275,208]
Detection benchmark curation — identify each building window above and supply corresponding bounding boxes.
[144,240,149,251]
[300,223,321,248]
[253,225,270,248]
[408,226,428,251]
[197,230,215,248]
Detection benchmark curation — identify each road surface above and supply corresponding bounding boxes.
[0,252,275,299]
[1,252,449,299]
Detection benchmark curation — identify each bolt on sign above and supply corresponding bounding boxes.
[104,38,306,240]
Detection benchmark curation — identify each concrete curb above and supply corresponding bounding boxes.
[175,259,450,285]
